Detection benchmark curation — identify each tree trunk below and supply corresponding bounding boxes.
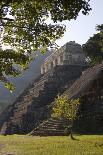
[70,129,76,140]
[70,120,76,140]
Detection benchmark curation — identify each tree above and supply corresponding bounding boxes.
[0,0,91,90]
[96,24,103,51]
[52,95,80,140]
[83,24,103,64]
[96,24,103,32]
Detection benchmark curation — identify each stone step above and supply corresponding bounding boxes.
[39,124,64,128]
[30,117,70,136]
[41,121,64,125]
[36,123,68,129]
[41,122,66,127]
[31,130,69,136]
[32,130,66,133]
[35,127,66,131]
[49,118,67,122]
[36,126,65,131]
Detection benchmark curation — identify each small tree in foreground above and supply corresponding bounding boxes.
[52,95,80,140]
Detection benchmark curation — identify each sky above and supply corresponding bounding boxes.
[3,0,103,48]
[57,0,103,46]
[0,0,103,103]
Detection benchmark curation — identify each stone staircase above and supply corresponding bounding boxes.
[0,65,88,135]
[30,118,70,136]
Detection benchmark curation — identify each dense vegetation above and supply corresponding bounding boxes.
[83,24,103,64]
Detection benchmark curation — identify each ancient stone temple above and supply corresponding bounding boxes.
[0,41,89,135]
[41,41,86,74]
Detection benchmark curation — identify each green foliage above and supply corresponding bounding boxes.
[96,24,103,52]
[96,24,103,32]
[0,0,91,90]
[52,95,80,121]
[83,24,103,64]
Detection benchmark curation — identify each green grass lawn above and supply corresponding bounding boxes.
[0,135,103,155]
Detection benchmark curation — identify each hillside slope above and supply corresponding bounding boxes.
[0,51,52,111]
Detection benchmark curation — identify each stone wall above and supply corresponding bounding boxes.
[0,65,88,135]
[41,41,86,74]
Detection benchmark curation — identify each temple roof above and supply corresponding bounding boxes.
[41,41,84,66]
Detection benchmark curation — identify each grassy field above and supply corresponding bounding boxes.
[0,135,103,155]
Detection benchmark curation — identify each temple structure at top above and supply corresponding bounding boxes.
[41,41,86,74]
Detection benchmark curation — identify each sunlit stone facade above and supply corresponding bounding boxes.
[41,41,86,74]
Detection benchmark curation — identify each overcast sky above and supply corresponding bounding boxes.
[56,0,103,46]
